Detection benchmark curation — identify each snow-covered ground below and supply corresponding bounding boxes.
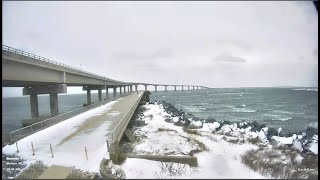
[120,103,268,178]
[2,98,122,174]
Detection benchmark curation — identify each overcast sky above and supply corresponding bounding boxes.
[2,1,318,97]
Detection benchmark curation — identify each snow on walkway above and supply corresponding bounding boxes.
[3,92,143,173]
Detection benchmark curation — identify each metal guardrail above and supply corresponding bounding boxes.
[106,91,145,150]
[9,93,134,143]
[2,45,122,83]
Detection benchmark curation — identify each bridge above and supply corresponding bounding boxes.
[2,45,209,178]
[3,45,209,119]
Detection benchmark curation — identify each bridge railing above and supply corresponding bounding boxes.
[2,45,122,82]
[106,91,145,150]
[9,93,134,143]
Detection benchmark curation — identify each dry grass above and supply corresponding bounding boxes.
[246,137,260,144]
[66,169,95,179]
[157,128,178,133]
[153,162,195,178]
[15,161,48,179]
[241,147,318,179]
[222,136,245,144]
[183,127,201,136]
[191,138,209,152]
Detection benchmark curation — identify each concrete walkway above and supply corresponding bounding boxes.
[7,92,143,175]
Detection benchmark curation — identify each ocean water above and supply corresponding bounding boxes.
[150,87,318,132]
[2,87,318,134]
[2,93,105,133]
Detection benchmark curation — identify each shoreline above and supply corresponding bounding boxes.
[155,99,318,155]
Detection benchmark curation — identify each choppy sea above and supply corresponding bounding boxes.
[150,87,318,132]
[2,87,318,133]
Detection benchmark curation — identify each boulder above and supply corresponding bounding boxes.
[306,127,318,140]
[164,118,173,123]
[183,119,192,126]
[205,117,216,123]
[282,128,293,137]
[251,121,261,132]
[174,121,184,127]
[266,127,278,139]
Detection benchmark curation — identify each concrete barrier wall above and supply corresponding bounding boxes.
[106,91,145,147]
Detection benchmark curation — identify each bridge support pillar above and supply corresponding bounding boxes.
[98,89,102,101]
[130,85,132,92]
[120,86,123,95]
[182,86,184,91]
[105,86,109,99]
[135,85,138,92]
[193,86,195,90]
[174,86,177,91]
[165,86,167,92]
[144,85,147,91]
[23,84,67,118]
[113,87,117,97]
[83,85,105,104]
[30,94,39,118]
[50,93,59,116]
[155,86,157,92]
[124,86,126,94]
[197,86,199,90]
[87,89,91,104]
[188,86,190,91]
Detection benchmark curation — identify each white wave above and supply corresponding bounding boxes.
[292,88,318,92]
[272,117,293,121]
[182,106,204,112]
[228,106,256,113]
[273,110,294,115]
[264,114,293,121]
[308,122,318,129]
[222,93,241,95]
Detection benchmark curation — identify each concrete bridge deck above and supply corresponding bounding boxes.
[3,92,143,174]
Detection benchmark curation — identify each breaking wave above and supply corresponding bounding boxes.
[292,88,318,92]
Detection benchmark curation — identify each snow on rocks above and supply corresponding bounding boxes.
[189,120,202,128]
[271,136,294,145]
[201,122,220,132]
[292,140,303,152]
[306,142,318,155]
[220,125,232,133]
[258,129,268,144]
